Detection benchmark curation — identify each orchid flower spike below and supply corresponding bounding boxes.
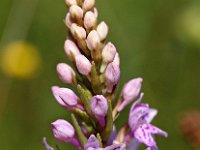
[44,0,168,149]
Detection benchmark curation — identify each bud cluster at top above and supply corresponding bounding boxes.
[43,0,167,150]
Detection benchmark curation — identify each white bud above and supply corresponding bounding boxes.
[83,0,95,11]
[75,54,92,75]
[97,21,108,41]
[65,13,73,28]
[86,30,101,50]
[65,0,77,7]
[102,42,116,63]
[70,23,86,39]
[64,39,80,60]
[84,11,96,29]
[93,8,98,18]
[56,63,76,84]
[113,52,120,66]
[69,5,83,20]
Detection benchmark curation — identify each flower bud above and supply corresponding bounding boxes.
[102,42,117,64]
[90,95,108,127]
[83,0,95,11]
[57,63,76,84]
[86,30,101,50]
[113,52,120,66]
[64,39,80,60]
[105,62,120,93]
[84,11,96,29]
[75,54,92,75]
[97,21,108,41]
[51,119,81,148]
[51,86,84,111]
[93,8,98,18]
[70,23,86,39]
[65,0,77,7]
[65,13,73,28]
[117,77,143,112]
[69,5,83,20]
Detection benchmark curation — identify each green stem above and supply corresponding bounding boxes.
[101,100,113,142]
[71,114,87,147]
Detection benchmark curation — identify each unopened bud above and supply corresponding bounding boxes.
[97,21,108,41]
[64,39,80,60]
[75,54,92,75]
[113,52,120,66]
[86,30,100,50]
[83,0,95,11]
[70,23,86,39]
[69,5,83,20]
[65,0,77,7]
[93,8,98,18]
[51,86,84,111]
[57,63,76,84]
[65,13,73,28]
[90,95,108,127]
[102,42,116,64]
[105,62,120,93]
[51,119,81,148]
[117,78,143,112]
[84,11,96,29]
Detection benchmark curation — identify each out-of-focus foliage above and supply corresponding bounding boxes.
[0,0,199,150]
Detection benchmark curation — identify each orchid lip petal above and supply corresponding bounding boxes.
[42,137,54,150]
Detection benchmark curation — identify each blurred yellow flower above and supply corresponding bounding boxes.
[176,4,200,46]
[0,41,41,79]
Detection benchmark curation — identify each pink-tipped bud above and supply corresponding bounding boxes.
[86,30,100,50]
[113,52,120,66]
[75,54,92,75]
[51,119,81,148]
[57,63,76,84]
[105,62,120,93]
[64,39,80,60]
[117,77,143,112]
[70,23,86,39]
[84,11,96,29]
[83,0,95,11]
[65,13,73,28]
[69,5,83,20]
[97,21,108,41]
[102,42,117,64]
[90,95,108,127]
[65,0,77,7]
[51,86,84,111]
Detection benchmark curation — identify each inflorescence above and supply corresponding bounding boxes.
[43,0,168,150]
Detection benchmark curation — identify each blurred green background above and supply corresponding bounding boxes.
[0,0,200,149]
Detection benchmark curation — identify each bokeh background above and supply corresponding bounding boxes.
[0,0,200,149]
